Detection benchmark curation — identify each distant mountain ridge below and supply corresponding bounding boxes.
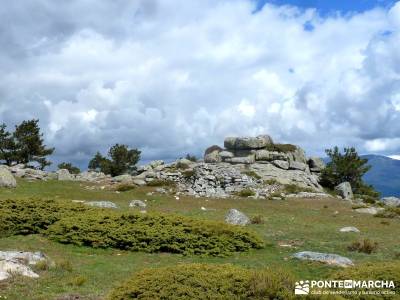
[323,154,400,197]
[361,155,400,197]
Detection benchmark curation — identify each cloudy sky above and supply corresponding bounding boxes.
[1,0,400,168]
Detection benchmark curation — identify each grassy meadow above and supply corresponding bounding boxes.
[0,179,399,299]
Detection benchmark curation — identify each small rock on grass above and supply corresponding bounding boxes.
[129,200,147,208]
[225,209,250,226]
[292,251,353,267]
[340,227,360,233]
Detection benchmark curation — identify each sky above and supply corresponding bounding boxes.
[0,0,400,168]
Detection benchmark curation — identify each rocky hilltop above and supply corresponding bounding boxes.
[0,135,329,199]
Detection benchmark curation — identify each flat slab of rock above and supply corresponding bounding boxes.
[225,209,250,226]
[85,201,118,209]
[0,166,17,188]
[340,227,360,233]
[0,251,47,265]
[380,197,400,207]
[286,192,331,198]
[0,251,48,281]
[292,251,353,267]
[354,207,384,215]
[129,200,147,208]
[0,260,39,281]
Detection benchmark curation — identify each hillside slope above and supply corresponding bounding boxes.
[362,155,400,197]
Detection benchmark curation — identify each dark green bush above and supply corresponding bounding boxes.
[265,143,297,153]
[347,239,378,254]
[0,198,91,237]
[46,211,264,256]
[375,207,400,219]
[236,188,256,197]
[146,179,175,187]
[333,261,400,299]
[115,183,136,192]
[107,264,295,300]
[282,184,313,194]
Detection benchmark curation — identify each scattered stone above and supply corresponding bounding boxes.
[85,201,118,209]
[354,207,384,215]
[149,160,164,169]
[340,227,360,233]
[201,206,207,211]
[155,187,167,194]
[129,200,147,208]
[335,182,353,200]
[286,192,331,198]
[225,209,250,226]
[292,251,353,267]
[380,196,400,207]
[57,169,74,181]
[0,166,17,188]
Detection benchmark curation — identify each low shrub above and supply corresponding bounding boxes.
[250,215,264,224]
[115,183,136,192]
[46,211,264,256]
[375,207,400,219]
[282,184,313,194]
[242,170,261,180]
[146,179,175,187]
[106,264,295,300]
[332,261,400,298]
[0,198,91,237]
[236,188,256,197]
[265,143,297,153]
[69,275,87,287]
[351,204,368,210]
[347,239,378,254]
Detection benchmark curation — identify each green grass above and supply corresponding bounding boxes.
[0,179,399,299]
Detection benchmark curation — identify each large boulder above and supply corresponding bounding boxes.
[287,146,307,164]
[56,169,73,181]
[204,145,223,163]
[292,251,353,267]
[380,196,400,207]
[335,182,353,200]
[112,174,133,183]
[224,209,250,226]
[0,166,17,188]
[308,157,326,172]
[224,135,273,150]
